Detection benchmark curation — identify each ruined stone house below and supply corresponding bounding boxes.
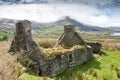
[9,20,101,77]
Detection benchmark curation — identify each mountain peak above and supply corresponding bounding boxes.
[61,16,77,23]
[64,16,71,20]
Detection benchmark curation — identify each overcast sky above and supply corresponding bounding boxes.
[0,3,120,27]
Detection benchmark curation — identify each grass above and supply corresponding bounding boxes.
[0,31,13,41]
[18,50,120,80]
[18,71,54,80]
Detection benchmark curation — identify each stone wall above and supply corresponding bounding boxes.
[9,20,33,52]
[86,42,102,53]
[39,47,92,77]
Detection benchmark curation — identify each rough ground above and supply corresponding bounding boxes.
[0,40,19,80]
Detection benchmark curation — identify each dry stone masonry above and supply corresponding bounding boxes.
[9,20,44,60]
[86,42,102,53]
[58,24,87,48]
[9,20,101,77]
[9,20,33,52]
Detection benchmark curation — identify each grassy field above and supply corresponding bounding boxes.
[0,38,119,80]
[18,50,120,80]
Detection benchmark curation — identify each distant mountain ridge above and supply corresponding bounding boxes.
[106,27,120,31]
[38,16,111,32]
[0,18,16,32]
[0,17,111,33]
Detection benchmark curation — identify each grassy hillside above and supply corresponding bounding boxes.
[33,27,64,38]
[32,26,109,39]
[19,50,120,80]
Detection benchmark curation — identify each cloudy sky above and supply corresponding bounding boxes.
[0,2,120,27]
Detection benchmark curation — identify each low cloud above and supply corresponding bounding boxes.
[0,4,119,27]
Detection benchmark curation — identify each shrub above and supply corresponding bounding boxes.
[0,35,8,41]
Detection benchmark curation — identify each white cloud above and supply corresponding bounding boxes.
[0,4,120,27]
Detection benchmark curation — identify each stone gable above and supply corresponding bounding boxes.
[58,24,87,48]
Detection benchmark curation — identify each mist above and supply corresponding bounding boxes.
[0,3,120,27]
